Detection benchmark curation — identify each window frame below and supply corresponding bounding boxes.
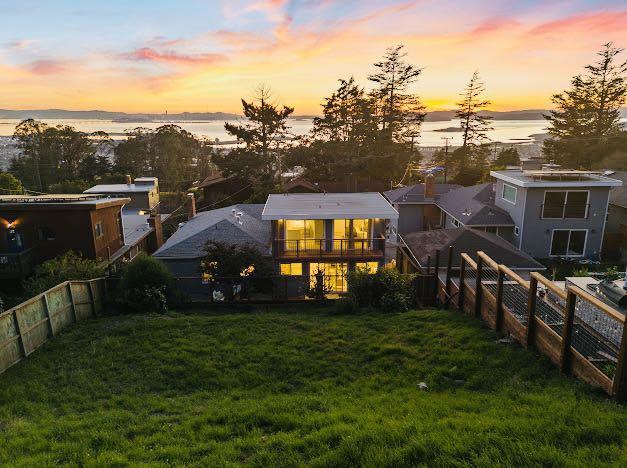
[280,263,303,276]
[542,190,590,219]
[549,229,588,257]
[514,226,520,236]
[94,222,104,239]
[501,183,517,205]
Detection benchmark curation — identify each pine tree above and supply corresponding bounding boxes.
[456,71,493,148]
[544,43,627,168]
[368,44,425,143]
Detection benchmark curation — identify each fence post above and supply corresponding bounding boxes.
[445,245,454,307]
[433,250,440,303]
[559,290,577,373]
[612,321,627,401]
[13,309,27,357]
[67,282,78,322]
[42,293,55,337]
[87,281,96,317]
[525,276,538,348]
[474,256,483,318]
[495,267,505,332]
[458,255,466,313]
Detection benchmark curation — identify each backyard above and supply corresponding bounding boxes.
[0,307,625,466]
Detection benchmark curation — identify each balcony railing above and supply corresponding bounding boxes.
[540,203,590,219]
[0,248,36,279]
[273,237,385,259]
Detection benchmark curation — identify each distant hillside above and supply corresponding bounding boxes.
[0,109,239,121]
[425,109,551,122]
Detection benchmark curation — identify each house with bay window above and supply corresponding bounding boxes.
[262,192,398,292]
[490,169,622,259]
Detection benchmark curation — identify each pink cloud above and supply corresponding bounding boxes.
[527,10,627,37]
[120,47,227,66]
[26,59,70,75]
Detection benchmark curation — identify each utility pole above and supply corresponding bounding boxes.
[441,137,451,183]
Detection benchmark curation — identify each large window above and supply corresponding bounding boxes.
[284,220,324,251]
[502,184,517,204]
[542,191,589,219]
[332,219,372,251]
[310,262,348,292]
[280,263,303,276]
[355,262,379,273]
[550,230,587,257]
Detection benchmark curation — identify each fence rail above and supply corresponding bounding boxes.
[436,247,626,400]
[0,278,105,375]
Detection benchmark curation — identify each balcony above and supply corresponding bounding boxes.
[0,248,36,280]
[540,203,590,219]
[273,236,386,260]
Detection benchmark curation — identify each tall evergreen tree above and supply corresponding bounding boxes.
[456,71,493,148]
[368,44,425,143]
[213,85,294,199]
[544,43,627,168]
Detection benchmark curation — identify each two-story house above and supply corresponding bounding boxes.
[262,193,398,292]
[490,169,622,259]
[84,175,160,212]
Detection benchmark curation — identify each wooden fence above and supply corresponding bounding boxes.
[0,278,105,375]
[435,248,627,400]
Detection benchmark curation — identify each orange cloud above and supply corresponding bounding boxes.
[120,48,227,66]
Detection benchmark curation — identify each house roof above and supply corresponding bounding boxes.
[262,192,399,220]
[0,194,129,210]
[84,183,154,194]
[608,171,627,209]
[384,183,461,204]
[153,204,270,258]
[198,173,235,188]
[435,183,514,226]
[283,177,322,193]
[401,227,544,270]
[490,170,623,188]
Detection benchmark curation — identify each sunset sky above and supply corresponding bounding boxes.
[1,0,627,114]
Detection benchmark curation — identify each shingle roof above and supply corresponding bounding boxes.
[153,204,270,258]
[435,183,514,226]
[384,183,460,204]
[608,171,627,209]
[402,227,544,270]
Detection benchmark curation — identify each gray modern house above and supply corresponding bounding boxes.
[490,169,622,259]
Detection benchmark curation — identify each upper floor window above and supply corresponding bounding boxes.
[451,218,461,227]
[502,184,517,204]
[94,222,104,238]
[542,191,589,219]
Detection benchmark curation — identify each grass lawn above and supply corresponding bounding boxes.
[0,307,625,466]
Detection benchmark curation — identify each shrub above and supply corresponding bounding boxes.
[117,254,174,313]
[306,269,332,302]
[23,251,104,298]
[334,296,359,314]
[346,268,414,312]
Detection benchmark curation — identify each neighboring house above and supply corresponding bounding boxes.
[490,169,622,259]
[603,170,626,261]
[153,204,270,299]
[0,194,129,280]
[84,175,160,211]
[262,192,398,292]
[384,175,460,237]
[197,173,252,207]
[397,227,545,276]
[282,177,322,193]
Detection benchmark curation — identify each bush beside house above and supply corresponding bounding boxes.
[116,253,175,313]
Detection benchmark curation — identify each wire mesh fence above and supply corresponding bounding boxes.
[500,271,529,325]
[535,286,566,337]
[571,294,623,379]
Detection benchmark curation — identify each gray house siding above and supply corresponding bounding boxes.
[394,204,425,236]
[159,257,208,300]
[522,187,608,258]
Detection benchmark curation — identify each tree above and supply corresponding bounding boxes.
[113,125,205,191]
[494,147,520,167]
[22,251,104,298]
[368,44,425,143]
[0,172,23,194]
[544,43,627,168]
[457,71,493,149]
[202,240,274,299]
[48,179,91,194]
[213,86,293,200]
[10,119,114,191]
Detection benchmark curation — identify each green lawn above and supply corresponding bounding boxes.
[0,307,625,466]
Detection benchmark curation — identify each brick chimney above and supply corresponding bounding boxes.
[125,174,132,185]
[187,193,196,219]
[424,173,435,199]
[147,213,164,252]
